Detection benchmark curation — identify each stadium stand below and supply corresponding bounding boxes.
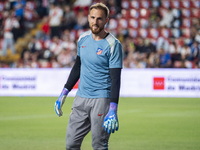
[0,0,200,68]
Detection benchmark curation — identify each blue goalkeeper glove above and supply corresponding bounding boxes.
[103,102,119,134]
[55,88,69,117]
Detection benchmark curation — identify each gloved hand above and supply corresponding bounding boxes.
[103,102,119,134]
[55,88,69,117]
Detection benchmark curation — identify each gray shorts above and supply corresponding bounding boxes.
[66,95,110,150]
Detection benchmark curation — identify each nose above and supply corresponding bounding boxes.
[93,18,98,24]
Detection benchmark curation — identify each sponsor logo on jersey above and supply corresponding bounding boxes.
[96,48,103,55]
[82,46,86,48]
[153,77,165,90]
[98,113,104,116]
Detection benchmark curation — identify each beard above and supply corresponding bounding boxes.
[89,24,104,34]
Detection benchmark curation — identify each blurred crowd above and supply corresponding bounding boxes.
[0,0,200,68]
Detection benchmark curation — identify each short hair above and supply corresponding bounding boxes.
[89,3,109,19]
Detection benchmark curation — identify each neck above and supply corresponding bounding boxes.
[92,30,107,41]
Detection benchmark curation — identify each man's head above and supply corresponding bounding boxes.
[88,3,109,34]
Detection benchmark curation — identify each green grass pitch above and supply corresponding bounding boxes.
[0,97,200,150]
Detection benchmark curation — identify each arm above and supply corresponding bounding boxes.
[103,68,122,134]
[55,56,81,117]
[110,68,121,104]
[64,56,81,91]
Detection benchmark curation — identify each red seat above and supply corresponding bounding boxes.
[118,18,128,29]
[191,0,200,8]
[192,9,200,18]
[148,28,160,39]
[121,9,130,19]
[175,38,184,47]
[130,0,140,9]
[181,18,193,28]
[181,28,190,38]
[140,0,151,8]
[128,19,139,29]
[139,9,150,18]
[151,0,160,7]
[121,0,130,9]
[180,0,191,9]
[171,28,181,38]
[182,9,192,18]
[128,29,138,38]
[160,28,172,38]
[170,0,181,8]
[139,18,149,28]
[130,9,140,19]
[108,19,118,30]
[139,28,149,38]
[161,0,171,8]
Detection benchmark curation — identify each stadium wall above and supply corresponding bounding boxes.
[0,68,200,97]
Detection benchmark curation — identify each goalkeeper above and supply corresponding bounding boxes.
[55,3,123,150]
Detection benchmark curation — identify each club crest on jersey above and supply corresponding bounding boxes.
[96,48,103,55]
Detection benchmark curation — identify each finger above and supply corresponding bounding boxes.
[103,118,106,127]
[108,121,112,134]
[55,104,59,116]
[58,109,63,117]
[104,120,108,132]
[57,101,61,110]
[112,120,116,133]
[116,121,119,131]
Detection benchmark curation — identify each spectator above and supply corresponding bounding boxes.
[190,41,200,67]
[49,2,63,38]
[156,36,170,52]
[159,7,174,28]
[36,16,50,40]
[129,52,147,68]
[145,38,156,53]
[158,47,172,68]
[49,36,63,56]
[2,11,19,56]
[61,29,76,43]
[106,0,117,18]
[30,53,40,68]
[147,52,159,68]
[28,36,42,54]
[13,0,26,26]
[181,44,192,68]
[135,37,150,64]
[195,30,200,43]
[123,36,135,60]
[8,0,17,10]
[135,37,150,54]
[62,5,76,30]
[193,18,200,31]
[115,0,122,15]
[36,0,49,18]
[74,8,88,30]
[171,44,183,68]
[57,48,73,68]
[50,55,60,68]
[149,7,161,28]
[190,25,198,41]
[61,31,76,53]
[21,50,31,68]
[169,41,181,54]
